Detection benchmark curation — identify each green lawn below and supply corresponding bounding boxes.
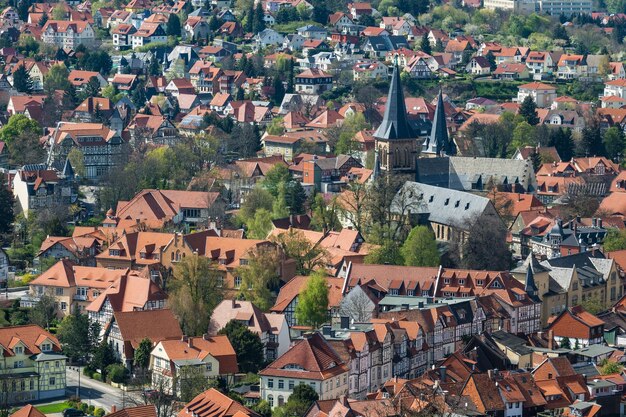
[36,401,71,414]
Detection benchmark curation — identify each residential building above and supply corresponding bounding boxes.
[104,189,225,230]
[604,79,626,99]
[556,54,587,80]
[86,272,168,332]
[127,114,178,146]
[538,0,592,15]
[547,306,605,347]
[111,23,136,49]
[511,252,621,326]
[130,22,167,49]
[259,332,349,408]
[208,300,290,361]
[41,20,96,48]
[37,235,102,266]
[25,260,128,315]
[483,0,536,13]
[295,69,333,95]
[0,325,67,403]
[105,309,183,368]
[44,122,124,180]
[516,82,557,108]
[12,165,76,217]
[151,335,238,393]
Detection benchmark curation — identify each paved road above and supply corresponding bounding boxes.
[65,367,143,412]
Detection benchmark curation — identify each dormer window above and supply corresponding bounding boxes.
[459,279,465,285]
[14,346,23,355]
[491,280,501,288]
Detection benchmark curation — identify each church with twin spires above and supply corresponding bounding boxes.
[373,64,456,180]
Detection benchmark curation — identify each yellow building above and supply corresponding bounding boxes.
[511,253,622,326]
[0,325,67,404]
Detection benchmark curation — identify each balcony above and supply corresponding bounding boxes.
[73,294,88,301]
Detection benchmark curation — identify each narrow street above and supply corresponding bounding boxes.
[65,367,143,412]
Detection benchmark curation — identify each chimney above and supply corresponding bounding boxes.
[592,218,597,227]
[576,215,581,223]
[439,366,447,382]
[188,337,193,348]
[203,333,209,341]
[339,395,348,406]
[111,406,117,413]
[487,369,493,380]
[598,218,603,228]
[181,335,188,342]
[289,213,295,227]
[340,316,350,329]
[231,299,236,308]
[548,329,554,350]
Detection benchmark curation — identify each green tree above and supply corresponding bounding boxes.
[43,64,70,95]
[600,359,623,375]
[272,77,285,106]
[247,208,273,239]
[276,384,319,417]
[272,183,289,219]
[262,165,291,197]
[166,13,182,36]
[253,1,265,32]
[84,76,102,98]
[0,184,14,236]
[237,246,281,310]
[365,240,404,265]
[239,187,274,222]
[401,226,440,267]
[420,32,432,55]
[91,341,117,379]
[52,3,67,20]
[266,117,285,135]
[560,337,571,349]
[133,338,153,374]
[519,95,539,125]
[12,64,33,94]
[603,126,625,161]
[0,114,41,145]
[218,320,264,373]
[68,148,86,177]
[509,121,536,154]
[28,292,58,330]
[169,254,224,336]
[57,311,100,363]
[295,272,329,328]
[603,229,626,251]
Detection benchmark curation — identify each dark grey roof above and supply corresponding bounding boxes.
[373,64,415,141]
[491,330,533,356]
[423,90,455,156]
[541,250,605,270]
[571,362,600,377]
[364,35,409,52]
[392,182,495,230]
[447,156,536,192]
[415,157,450,187]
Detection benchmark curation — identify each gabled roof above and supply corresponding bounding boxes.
[86,273,167,313]
[113,309,182,352]
[105,406,156,417]
[159,336,238,374]
[10,405,46,417]
[178,389,258,417]
[259,332,348,380]
[0,325,62,357]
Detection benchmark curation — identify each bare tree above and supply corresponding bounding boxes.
[339,286,375,323]
[337,181,369,235]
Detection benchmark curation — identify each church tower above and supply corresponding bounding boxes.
[422,90,456,156]
[373,64,419,178]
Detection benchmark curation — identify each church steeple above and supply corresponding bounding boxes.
[423,90,456,156]
[373,64,415,141]
[524,254,540,302]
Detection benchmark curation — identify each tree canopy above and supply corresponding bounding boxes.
[401,226,440,267]
[218,320,264,373]
[295,272,329,328]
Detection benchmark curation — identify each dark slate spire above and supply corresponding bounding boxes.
[423,90,455,155]
[373,64,415,141]
[525,260,539,302]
